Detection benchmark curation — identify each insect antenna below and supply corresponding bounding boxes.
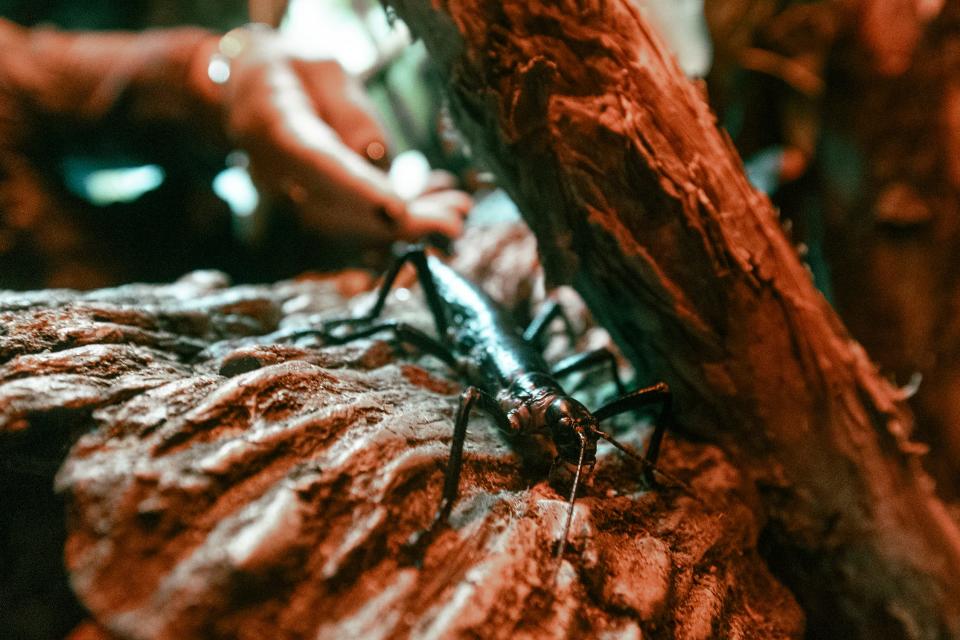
[551,435,586,586]
[592,429,701,501]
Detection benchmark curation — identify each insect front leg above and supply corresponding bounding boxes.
[402,385,510,563]
[551,348,627,396]
[593,382,671,484]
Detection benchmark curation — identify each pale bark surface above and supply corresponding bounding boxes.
[1,225,802,639]
[382,1,960,637]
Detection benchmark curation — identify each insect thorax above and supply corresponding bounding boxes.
[498,372,566,436]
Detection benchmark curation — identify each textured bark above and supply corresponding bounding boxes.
[706,0,960,498]
[382,1,960,637]
[1,225,802,639]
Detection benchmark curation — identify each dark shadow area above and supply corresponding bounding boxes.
[1,412,89,640]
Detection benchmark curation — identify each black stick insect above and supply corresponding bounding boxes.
[313,245,679,573]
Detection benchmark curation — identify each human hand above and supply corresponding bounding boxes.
[215,27,471,245]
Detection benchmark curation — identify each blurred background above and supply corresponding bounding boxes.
[0,0,484,289]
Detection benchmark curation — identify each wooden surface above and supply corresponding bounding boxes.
[0,225,802,639]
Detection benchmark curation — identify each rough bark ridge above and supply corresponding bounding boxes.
[383,1,960,637]
[1,227,803,639]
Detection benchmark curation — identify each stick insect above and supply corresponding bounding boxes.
[315,245,676,573]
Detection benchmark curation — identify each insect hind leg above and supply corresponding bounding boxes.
[326,245,448,339]
[322,320,458,370]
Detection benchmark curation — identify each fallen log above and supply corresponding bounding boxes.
[1,225,802,638]
[382,1,960,637]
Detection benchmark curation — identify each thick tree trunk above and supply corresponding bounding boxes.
[384,1,960,637]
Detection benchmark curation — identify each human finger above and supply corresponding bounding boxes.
[397,189,473,240]
[291,58,392,168]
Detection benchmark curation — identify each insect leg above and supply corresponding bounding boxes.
[326,245,448,338]
[323,320,458,370]
[551,348,627,396]
[522,299,576,347]
[593,382,671,483]
[407,246,449,338]
[402,385,509,562]
[326,247,416,329]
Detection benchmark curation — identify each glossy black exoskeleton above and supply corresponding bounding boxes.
[316,246,674,571]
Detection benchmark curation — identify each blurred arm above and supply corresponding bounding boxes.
[0,18,224,147]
